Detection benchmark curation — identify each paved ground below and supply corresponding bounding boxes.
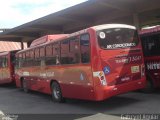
[0,84,160,119]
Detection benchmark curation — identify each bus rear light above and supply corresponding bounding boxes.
[100,76,104,80]
[154,73,158,76]
[113,87,118,91]
[93,71,107,86]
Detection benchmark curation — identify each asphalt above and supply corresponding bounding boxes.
[0,84,160,120]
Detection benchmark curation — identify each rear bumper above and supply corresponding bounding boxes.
[94,78,146,101]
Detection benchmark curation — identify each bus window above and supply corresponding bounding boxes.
[46,45,52,56]
[40,47,45,57]
[2,56,8,68]
[0,58,2,67]
[61,40,70,64]
[25,51,30,67]
[34,48,40,66]
[46,44,54,66]
[17,53,23,68]
[97,28,138,49]
[69,37,80,64]
[53,42,60,65]
[80,34,90,63]
[141,35,160,56]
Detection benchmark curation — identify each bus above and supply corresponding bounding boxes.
[0,50,18,84]
[15,24,146,102]
[139,26,160,92]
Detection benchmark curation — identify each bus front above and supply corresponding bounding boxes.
[91,24,146,101]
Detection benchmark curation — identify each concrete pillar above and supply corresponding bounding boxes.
[21,41,24,50]
[27,42,31,48]
[133,13,140,30]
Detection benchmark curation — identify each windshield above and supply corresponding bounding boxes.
[97,28,139,49]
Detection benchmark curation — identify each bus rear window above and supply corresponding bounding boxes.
[141,35,160,56]
[97,28,139,49]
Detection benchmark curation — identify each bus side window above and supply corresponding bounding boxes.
[142,35,160,56]
[25,51,30,67]
[15,54,19,68]
[60,40,70,64]
[1,57,5,68]
[29,50,34,67]
[35,48,40,66]
[53,42,60,65]
[80,34,90,63]
[69,37,80,64]
[40,47,45,67]
[0,58,2,68]
[17,54,22,68]
[45,44,54,66]
[2,56,8,68]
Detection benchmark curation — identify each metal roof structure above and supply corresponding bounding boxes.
[0,41,27,52]
[0,0,160,45]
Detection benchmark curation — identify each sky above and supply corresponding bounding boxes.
[0,0,87,28]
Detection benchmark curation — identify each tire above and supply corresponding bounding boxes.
[142,78,154,93]
[22,79,29,93]
[51,82,65,103]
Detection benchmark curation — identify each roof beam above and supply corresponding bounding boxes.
[57,15,92,24]
[97,0,132,12]
[0,37,22,42]
[63,22,93,33]
[10,32,41,38]
[94,10,132,25]
[31,24,63,32]
[135,0,160,13]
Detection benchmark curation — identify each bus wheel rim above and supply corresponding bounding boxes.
[53,86,60,99]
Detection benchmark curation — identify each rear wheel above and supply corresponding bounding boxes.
[22,79,29,93]
[142,77,154,93]
[51,82,65,103]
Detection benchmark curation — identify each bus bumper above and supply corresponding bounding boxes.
[94,78,146,101]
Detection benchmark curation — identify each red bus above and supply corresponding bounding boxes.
[140,26,160,92]
[0,51,18,84]
[15,24,146,102]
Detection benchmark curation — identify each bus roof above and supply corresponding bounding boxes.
[0,50,19,56]
[0,51,10,56]
[30,34,67,47]
[139,26,160,35]
[68,24,136,38]
[91,24,136,31]
[17,34,69,53]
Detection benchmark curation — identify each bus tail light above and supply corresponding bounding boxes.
[141,64,145,77]
[93,71,107,86]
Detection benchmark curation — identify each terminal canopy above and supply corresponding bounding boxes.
[0,0,160,45]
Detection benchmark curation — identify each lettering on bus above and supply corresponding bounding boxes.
[23,72,30,76]
[147,62,160,70]
[115,56,142,64]
[107,43,136,49]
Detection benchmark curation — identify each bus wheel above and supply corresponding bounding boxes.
[142,79,154,93]
[22,79,29,93]
[51,82,65,103]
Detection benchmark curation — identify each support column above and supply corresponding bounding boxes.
[21,41,24,50]
[133,13,140,30]
[27,42,31,48]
